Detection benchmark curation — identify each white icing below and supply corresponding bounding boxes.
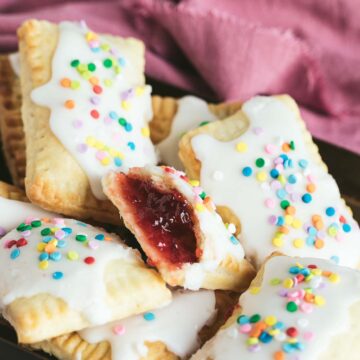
[0,218,139,324]
[192,256,360,359]
[142,166,245,290]
[9,52,20,76]
[157,96,218,170]
[31,22,157,199]
[80,290,216,360]
[191,96,360,268]
[0,196,52,237]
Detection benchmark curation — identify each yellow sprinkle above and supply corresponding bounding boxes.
[135,86,145,96]
[314,295,326,306]
[311,268,322,276]
[295,262,304,269]
[82,71,91,80]
[100,43,110,51]
[285,215,294,225]
[291,218,302,229]
[249,287,261,295]
[327,227,338,237]
[256,171,267,182]
[94,141,105,150]
[114,65,121,74]
[121,100,131,111]
[278,174,286,184]
[141,127,150,137]
[293,238,304,248]
[104,79,113,87]
[37,243,46,252]
[247,337,259,345]
[67,251,79,261]
[109,149,118,157]
[305,274,314,282]
[86,31,97,41]
[272,237,284,248]
[117,151,125,160]
[265,315,277,326]
[268,329,280,336]
[288,338,298,344]
[283,278,294,289]
[235,142,248,153]
[101,157,111,166]
[71,80,80,90]
[329,273,340,283]
[39,260,49,270]
[49,239,58,247]
[86,136,96,146]
[195,203,205,212]
[189,180,200,187]
[77,63,87,72]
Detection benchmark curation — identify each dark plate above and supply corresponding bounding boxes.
[0,78,359,359]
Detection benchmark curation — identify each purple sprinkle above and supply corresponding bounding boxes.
[121,88,134,100]
[319,282,326,289]
[268,215,278,225]
[290,192,301,202]
[248,344,261,352]
[252,127,264,136]
[0,227,6,237]
[73,120,83,129]
[270,180,282,190]
[278,289,288,297]
[274,157,283,165]
[21,230,31,237]
[285,184,295,194]
[77,143,88,153]
[90,96,101,105]
[317,230,326,239]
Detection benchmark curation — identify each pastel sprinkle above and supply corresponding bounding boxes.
[143,312,155,321]
[52,271,64,280]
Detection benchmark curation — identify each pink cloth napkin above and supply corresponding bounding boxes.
[0,0,359,153]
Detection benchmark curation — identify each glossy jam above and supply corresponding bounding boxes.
[121,175,198,266]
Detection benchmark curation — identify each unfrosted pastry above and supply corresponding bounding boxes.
[103,165,255,291]
[0,217,171,343]
[35,290,234,360]
[192,254,360,360]
[179,95,360,268]
[18,19,157,224]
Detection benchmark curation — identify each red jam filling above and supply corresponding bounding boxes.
[120,175,198,266]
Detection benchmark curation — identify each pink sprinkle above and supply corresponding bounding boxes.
[53,218,65,226]
[21,230,31,237]
[265,198,275,208]
[73,120,83,129]
[290,193,301,202]
[265,143,276,154]
[252,127,264,135]
[96,151,107,161]
[275,164,284,172]
[285,184,294,194]
[274,157,283,165]
[268,215,278,225]
[335,234,344,242]
[239,324,252,333]
[88,240,99,250]
[25,216,36,224]
[287,290,300,299]
[77,143,88,153]
[113,324,125,335]
[300,303,313,314]
[307,174,316,183]
[303,331,315,341]
[104,116,112,125]
[270,180,281,190]
[3,239,10,248]
[55,230,66,240]
[298,289,305,298]
[89,40,100,48]
[192,186,202,196]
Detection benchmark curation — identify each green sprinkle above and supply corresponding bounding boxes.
[255,158,265,168]
[88,63,96,72]
[280,200,290,209]
[118,117,127,126]
[71,81,80,90]
[290,140,295,150]
[16,223,27,232]
[71,59,80,67]
[249,314,261,323]
[270,278,281,286]
[31,220,42,228]
[199,192,207,200]
[286,301,298,312]
[76,234,87,242]
[103,58,113,68]
[41,228,51,236]
[199,121,210,127]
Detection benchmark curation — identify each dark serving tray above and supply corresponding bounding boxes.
[0,78,359,359]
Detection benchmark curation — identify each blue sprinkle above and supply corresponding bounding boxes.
[289,266,300,274]
[62,227,73,234]
[114,157,123,167]
[77,221,87,227]
[288,174,297,184]
[127,142,136,151]
[300,268,311,276]
[237,315,249,325]
[52,271,64,280]
[91,47,100,53]
[259,331,273,343]
[330,222,339,229]
[230,235,239,245]
[306,236,316,246]
[330,255,340,264]
[276,216,285,226]
[109,111,118,120]
[270,169,279,178]
[282,343,295,354]
[288,159,294,168]
[343,223,351,233]
[95,234,105,241]
[125,123,133,132]
[276,189,287,199]
[294,342,305,351]
[307,226,317,236]
[143,312,155,321]
[280,154,288,161]
[42,236,52,243]
[299,159,308,169]
[302,193,312,203]
[118,57,126,66]
[50,251,62,261]
[325,207,336,217]
[242,167,253,177]
[57,240,67,248]
[10,248,20,259]
[39,252,49,261]
[274,321,284,329]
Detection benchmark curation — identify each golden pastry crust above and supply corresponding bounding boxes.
[18,19,146,225]
[0,180,27,201]
[3,258,171,344]
[33,291,239,360]
[0,56,25,188]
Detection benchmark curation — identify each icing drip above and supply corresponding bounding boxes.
[192,256,360,359]
[157,96,218,170]
[80,290,216,360]
[31,22,157,199]
[9,52,20,76]
[191,96,360,268]
[0,197,52,237]
[0,217,139,324]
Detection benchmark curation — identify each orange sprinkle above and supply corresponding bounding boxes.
[307,183,316,193]
[304,293,315,303]
[195,248,203,258]
[44,244,56,253]
[312,214,321,223]
[314,220,324,230]
[64,99,75,109]
[285,206,296,215]
[104,236,112,241]
[314,238,324,249]
[60,78,71,87]
[89,76,99,85]
[322,270,332,277]
[274,351,285,360]
[282,143,290,152]
[279,226,289,234]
